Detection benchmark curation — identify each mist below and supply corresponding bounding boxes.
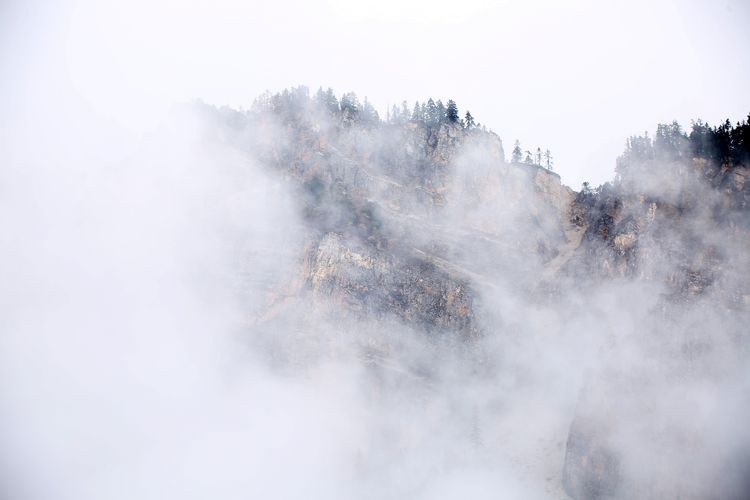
[2,2,750,500]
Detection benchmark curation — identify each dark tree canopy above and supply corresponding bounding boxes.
[446,100,459,124]
[617,115,750,179]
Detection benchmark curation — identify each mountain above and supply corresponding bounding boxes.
[190,87,750,499]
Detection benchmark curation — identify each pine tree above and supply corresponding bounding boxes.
[524,150,533,164]
[411,101,422,123]
[446,100,459,124]
[315,86,326,105]
[340,92,360,122]
[426,98,438,126]
[512,140,523,163]
[324,88,339,115]
[464,111,475,129]
[535,147,542,166]
[391,104,400,124]
[361,97,379,125]
[435,100,446,124]
[544,149,553,170]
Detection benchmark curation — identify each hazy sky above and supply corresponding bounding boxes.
[3,0,749,186]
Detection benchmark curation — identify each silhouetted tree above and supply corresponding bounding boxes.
[714,119,733,164]
[512,140,523,163]
[576,181,595,206]
[315,86,326,105]
[689,119,713,160]
[435,100,446,125]
[425,98,438,126]
[654,120,687,161]
[411,102,423,123]
[446,100,459,124]
[616,131,653,178]
[340,92,360,122]
[544,149,553,169]
[616,114,750,181]
[361,97,379,125]
[270,86,310,122]
[323,88,339,114]
[465,111,475,129]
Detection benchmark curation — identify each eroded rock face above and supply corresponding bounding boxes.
[195,100,750,499]
[245,112,579,336]
[561,160,750,500]
[309,233,478,337]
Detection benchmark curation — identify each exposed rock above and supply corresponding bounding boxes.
[309,233,478,337]
[561,159,750,500]
[195,98,750,500]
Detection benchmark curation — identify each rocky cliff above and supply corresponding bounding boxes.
[195,94,750,499]
[560,158,750,500]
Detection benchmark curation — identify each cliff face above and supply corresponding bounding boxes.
[560,159,750,500]
[198,99,750,500]
[239,110,578,336]
[309,233,477,337]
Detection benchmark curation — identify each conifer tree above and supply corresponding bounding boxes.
[340,92,360,123]
[544,149,553,170]
[446,100,459,124]
[361,97,379,124]
[315,86,326,105]
[435,100,446,124]
[324,88,339,114]
[391,104,400,124]
[464,111,475,129]
[512,140,523,163]
[426,98,438,126]
[411,102,422,123]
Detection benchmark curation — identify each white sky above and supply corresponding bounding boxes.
[3,0,749,187]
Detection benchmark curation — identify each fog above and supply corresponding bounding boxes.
[4,0,750,185]
[2,2,749,500]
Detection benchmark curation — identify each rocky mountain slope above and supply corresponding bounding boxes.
[193,91,750,499]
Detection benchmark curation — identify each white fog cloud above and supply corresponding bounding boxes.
[1,2,748,499]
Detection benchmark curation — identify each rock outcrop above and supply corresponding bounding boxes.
[560,158,750,500]
[195,95,750,500]
[309,233,478,337]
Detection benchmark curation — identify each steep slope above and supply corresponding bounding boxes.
[560,158,750,500]
[193,92,750,499]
